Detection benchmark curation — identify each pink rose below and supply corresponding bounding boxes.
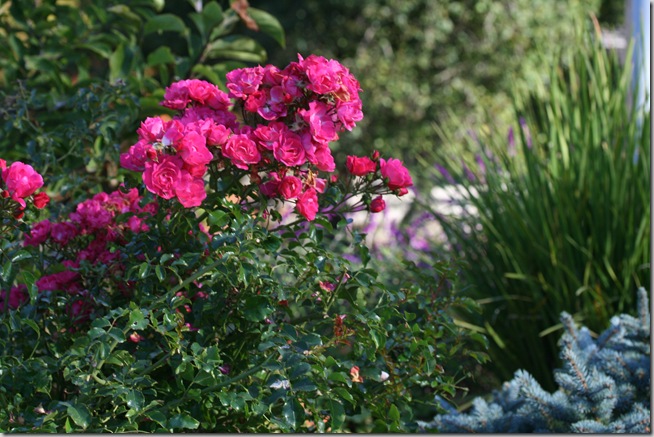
[32,192,50,209]
[279,175,303,200]
[2,162,44,206]
[36,262,81,294]
[370,195,386,213]
[313,144,336,172]
[206,123,232,147]
[70,199,113,232]
[67,296,94,323]
[50,221,78,245]
[226,66,264,99]
[24,219,51,246]
[253,122,288,150]
[257,86,288,121]
[126,215,149,233]
[178,131,213,167]
[161,81,191,110]
[186,79,231,110]
[299,101,338,143]
[336,100,363,131]
[296,188,319,221]
[0,285,29,310]
[380,158,413,191]
[143,155,183,200]
[162,80,230,111]
[244,90,266,113]
[260,172,281,197]
[137,117,166,142]
[346,155,376,176]
[174,172,207,208]
[273,132,306,167]
[223,134,261,170]
[300,54,342,95]
[120,140,152,172]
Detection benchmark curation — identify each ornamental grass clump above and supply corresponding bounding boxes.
[426,22,650,390]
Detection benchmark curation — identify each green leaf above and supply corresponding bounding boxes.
[207,210,230,228]
[67,404,91,430]
[327,398,345,431]
[191,64,222,84]
[205,36,266,63]
[137,262,150,279]
[290,362,311,379]
[282,399,300,430]
[145,410,167,427]
[126,390,145,411]
[129,308,148,330]
[107,328,126,343]
[190,2,224,39]
[333,387,355,406]
[292,377,317,392]
[147,46,175,67]
[143,14,187,35]
[11,250,31,263]
[202,2,224,30]
[169,414,200,430]
[247,7,285,47]
[243,295,272,322]
[388,404,400,423]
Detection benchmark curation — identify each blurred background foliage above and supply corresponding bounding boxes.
[256,0,624,189]
[0,0,284,207]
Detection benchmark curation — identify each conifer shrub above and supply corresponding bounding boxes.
[425,288,651,433]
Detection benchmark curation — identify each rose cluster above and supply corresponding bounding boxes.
[344,153,413,213]
[1,159,49,217]
[120,55,410,221]
[22,187,156,322]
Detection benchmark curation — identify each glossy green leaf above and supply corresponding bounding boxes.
[67,404,91,430]
[143,14,187,35]
[204,36,266,63]
[327,398,345,431]
[11,250,31,263]
[247,8,285,47]
[126,390,145,411]
[169,413,200,430]
[129,308,148,330]
[282,399,300,430]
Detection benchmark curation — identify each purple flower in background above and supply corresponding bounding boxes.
[435,163,455,184]
[475,154,486,182]
[507,126,516,156]
[462,161,476,183]
[519,117,532,149]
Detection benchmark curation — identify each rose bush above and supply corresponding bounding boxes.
[0,59,486,432]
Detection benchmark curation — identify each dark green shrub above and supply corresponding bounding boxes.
[0,54,486,432]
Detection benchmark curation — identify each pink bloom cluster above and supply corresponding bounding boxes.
[120,55,366,221]
[120,81,238,208]
[24,187,157,320]
[0,284,28,311]
[344,153,413,213]
[1,159,49,213]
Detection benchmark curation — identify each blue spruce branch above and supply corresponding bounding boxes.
[425,288,651,433]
